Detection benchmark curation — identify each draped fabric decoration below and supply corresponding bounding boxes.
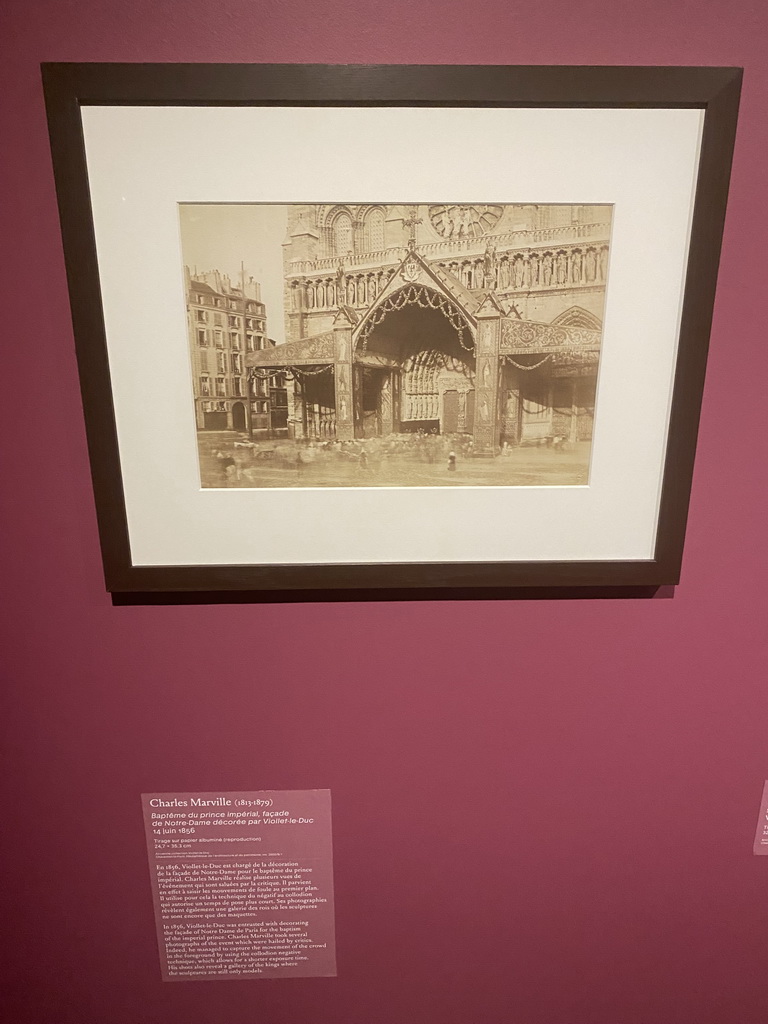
[502,354,553,371]
[358,285,474,353]
[249,365,334,382]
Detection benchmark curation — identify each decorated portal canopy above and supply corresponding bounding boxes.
[245,330,336,369]
[501,321,606,362]
[245,246,602,372]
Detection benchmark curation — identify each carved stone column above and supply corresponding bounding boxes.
[472,295,504,456]
[391,370,402,433]
[333,310,355,441]
[501,365,522,446]
[378,371,395,436]
[568,377,580,443]
[353,365,364,439]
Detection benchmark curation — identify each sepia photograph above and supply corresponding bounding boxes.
[181,203,612,489]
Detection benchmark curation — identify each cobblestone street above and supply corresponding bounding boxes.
[197,432,591,488]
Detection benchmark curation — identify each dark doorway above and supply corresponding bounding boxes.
[232,402,246,431]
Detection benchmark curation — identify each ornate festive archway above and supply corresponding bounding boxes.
[355,282,476,356]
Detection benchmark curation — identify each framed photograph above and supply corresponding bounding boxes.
[42,63,741,595]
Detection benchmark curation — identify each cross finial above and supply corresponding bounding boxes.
[404,205,422,249]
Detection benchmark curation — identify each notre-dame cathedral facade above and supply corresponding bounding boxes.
[247,203,612,454]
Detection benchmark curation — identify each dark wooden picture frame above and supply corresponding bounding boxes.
[42,63,741,597]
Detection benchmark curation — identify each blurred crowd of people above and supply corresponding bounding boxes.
[208,429,475,484]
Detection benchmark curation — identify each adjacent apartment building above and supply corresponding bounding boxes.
[185,266,270,433]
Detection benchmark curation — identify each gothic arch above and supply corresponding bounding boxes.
[358,205,387,252]
[552,306,602,330]
[317,204,350,228]
[325,205,355,257]
[356,203,386,220]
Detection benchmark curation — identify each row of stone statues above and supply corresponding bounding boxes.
[447,242,610,291]
[293,267,395,311]
[293,243,610,314]
[402,393,440,421]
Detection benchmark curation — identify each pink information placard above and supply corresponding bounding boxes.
[754,781,768,855]
[141,790,336,980]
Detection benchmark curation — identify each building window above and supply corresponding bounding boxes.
[196,309,207,323]
[229,299,237,310]
[365,208,385,251]
[215,377,226,397]
[199,375,211,396]
[332,211,353,256]
[217,351,227,374]
[197,328,207,347]
[231,332,240,349]
[246,334,255,352]
[215,298,223,308]
[233,378,245,397]
[231,353,242,374]
[214,312,223,327]
[197,294,206,304]
[214,330,224,348]
[229,315,240,329]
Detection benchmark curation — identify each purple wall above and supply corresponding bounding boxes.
[1,2,766,1022]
